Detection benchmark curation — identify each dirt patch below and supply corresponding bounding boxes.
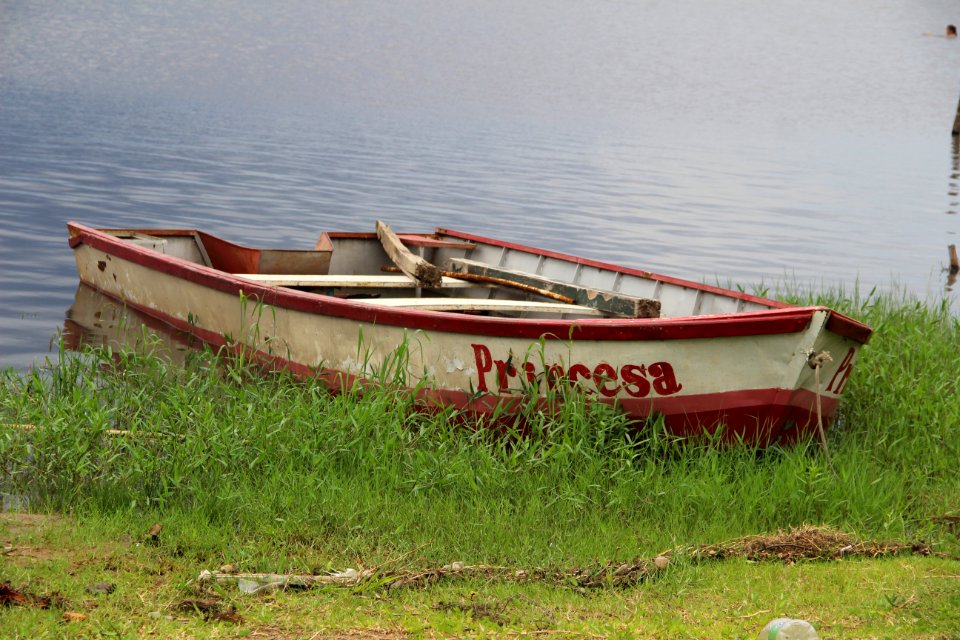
[1,513,67,564]
[436,598,512,626]
[301,629,410,640]
[241,626,409,640]
[175,597,242,624]
[0,512,61,536]
[0,582,69,610]
[2,546,58,562]
[689,525,930,563]
[242,626,304,640]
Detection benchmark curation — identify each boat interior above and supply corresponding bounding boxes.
[105,223,778,320]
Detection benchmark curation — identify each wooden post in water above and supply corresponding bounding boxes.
[949,244,960,274]
[953,95,960,136]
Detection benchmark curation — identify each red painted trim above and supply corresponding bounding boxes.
[196,231,260,273]
[420,386,839,421]
[825,313,873,344]
[417,386,837,446]
[319,231,473,249]
[67,222,870,344]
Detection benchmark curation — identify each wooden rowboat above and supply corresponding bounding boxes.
[67,220,872,446]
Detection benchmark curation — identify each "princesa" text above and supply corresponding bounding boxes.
[471,343,682,398]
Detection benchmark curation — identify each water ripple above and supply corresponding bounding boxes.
[2,1,958,368]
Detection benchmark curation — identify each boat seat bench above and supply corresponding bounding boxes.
[233,274,481,288]
[234,273,601,315]
[348,297,603,315]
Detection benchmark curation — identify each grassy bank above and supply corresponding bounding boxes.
[1,288,959,637]
[2,512,956,638]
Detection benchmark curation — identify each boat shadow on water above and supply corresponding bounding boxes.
[63,283,202,367]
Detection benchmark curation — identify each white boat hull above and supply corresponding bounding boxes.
[68,223,871,446]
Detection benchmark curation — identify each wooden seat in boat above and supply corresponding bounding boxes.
[347,296,603,315]
[232,274,478,288]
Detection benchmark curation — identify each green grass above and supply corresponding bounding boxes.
[1,287,959,637]
[1,513,957,638]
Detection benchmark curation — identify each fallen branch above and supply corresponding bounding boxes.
[0,423,36,432]
[198,526,929,596]
[688,525,929,563]
[198,557,671,594]
[199,568,373,592]
[1,423,182,441]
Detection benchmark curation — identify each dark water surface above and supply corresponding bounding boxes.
[2,1,960,368]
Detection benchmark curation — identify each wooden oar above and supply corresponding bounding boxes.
[447,258,660,318]
[381,265,575,304]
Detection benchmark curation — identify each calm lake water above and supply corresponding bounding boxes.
[2,1,960,369]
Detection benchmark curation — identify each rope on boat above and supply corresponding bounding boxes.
[806,350,836,474]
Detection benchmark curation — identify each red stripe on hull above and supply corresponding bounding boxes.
[419,386,838,446]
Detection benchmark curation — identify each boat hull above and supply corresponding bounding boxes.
[68,223,870,446]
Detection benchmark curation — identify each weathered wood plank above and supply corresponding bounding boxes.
[396,235,476,250]
[349,297,603,315]
[446,258,660,318]
[233,274,479,288]
[380,265,573,302]
[376,220,443,287]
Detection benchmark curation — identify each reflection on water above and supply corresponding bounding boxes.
[948,244,960,291]
[64,284,201,366]
[945,137,959,290]
[949,136,959,217]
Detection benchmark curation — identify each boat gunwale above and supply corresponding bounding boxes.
[67,222,872,344]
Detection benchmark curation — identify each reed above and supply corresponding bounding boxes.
[0,288,957,568]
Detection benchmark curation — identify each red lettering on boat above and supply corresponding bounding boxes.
[648,361,682,395]
[546,364,565,389]
[470,343,682,399]
[568,364,593,393]
[826,347,856,394]
[592,363,620,397]
[471,343,493,392]
[619,364,651,398]
[494,358,517,391]
[522,361,537,385]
